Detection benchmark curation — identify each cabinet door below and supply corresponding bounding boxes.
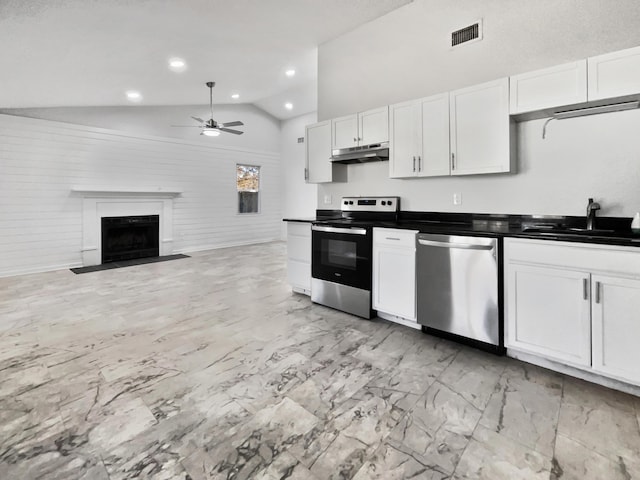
[450,77,512,176]
[588,45,640,101]
[506,264,591,366]
[332,114,358,150]
[419,93,450,177]
[510,60,588,114]
[359,106,389,145]
[306,121,332,184]
[373,245,416,320]
[287,222,311,294]
[591,275,640,385]
[389,100,420,178]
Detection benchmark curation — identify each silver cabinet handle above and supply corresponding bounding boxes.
[583,278,589,300]
[353,137,357,142]
[413,156,416,172]
[304,167,309,181]
[595,281,601,304]
[312,225,367,235]
[385,237,401,241]
[418,156,422,171]
[418,239,494,250]
[451,152,456,170]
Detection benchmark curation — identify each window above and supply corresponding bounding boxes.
[237,164,260,214]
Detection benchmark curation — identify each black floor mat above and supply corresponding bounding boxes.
[70,254,190,274]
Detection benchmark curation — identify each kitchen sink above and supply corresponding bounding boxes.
[521,226,622,238]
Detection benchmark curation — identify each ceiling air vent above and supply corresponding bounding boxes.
[451,20,482,47]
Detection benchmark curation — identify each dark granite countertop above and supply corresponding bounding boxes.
[282,217,316,223]
[285,211,640,248]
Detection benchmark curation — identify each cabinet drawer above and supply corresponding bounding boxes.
[505,238,640,278]
[373,228,417,248]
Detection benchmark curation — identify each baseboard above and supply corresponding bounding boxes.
[0,262,82,278]
[507,348,640,397]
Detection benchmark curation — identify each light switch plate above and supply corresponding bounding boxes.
[453,193,462,205]
[323,195,332,205]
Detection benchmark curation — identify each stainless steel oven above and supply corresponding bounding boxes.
[311,196,399,319]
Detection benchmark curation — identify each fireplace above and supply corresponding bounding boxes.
[101,215,160,263]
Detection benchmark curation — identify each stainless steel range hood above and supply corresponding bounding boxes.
[331,142,389,164]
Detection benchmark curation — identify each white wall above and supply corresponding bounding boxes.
[0,104,281,152]
[279,112,318,238]
[0,114,282,277]
[316,0,640,217]
[318,0,640,119]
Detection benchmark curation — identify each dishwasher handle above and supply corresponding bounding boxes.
[417,238,495,251]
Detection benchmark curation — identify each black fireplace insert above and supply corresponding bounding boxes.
[101,215,160,263]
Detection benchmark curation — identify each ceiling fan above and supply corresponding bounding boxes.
[172,81,244,136]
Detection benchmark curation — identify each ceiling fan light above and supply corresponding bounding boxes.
[202,128,221,137]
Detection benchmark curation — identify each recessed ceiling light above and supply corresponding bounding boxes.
[285,69,296,77]
[284,102,293,110]
[168,58,187,72]
[126,91,142,102]
[231,93,240,99]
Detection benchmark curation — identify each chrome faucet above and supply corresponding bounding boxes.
[586,198,601,230]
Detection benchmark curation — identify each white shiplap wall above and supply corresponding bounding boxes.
[0,114,282,277]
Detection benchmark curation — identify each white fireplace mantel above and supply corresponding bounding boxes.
[73,187,180,266]
[71,186,182,197]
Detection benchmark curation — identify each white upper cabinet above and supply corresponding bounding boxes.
[509,60,588,114]
[450,77,513,176]
[332,106,389,150]
[389,100,420,178]
[422,94,452,177]
[331,114,358,150]
[588,45,640,101]
[389,94,450,178]
[359,106,389,146]
[306,121,346,184]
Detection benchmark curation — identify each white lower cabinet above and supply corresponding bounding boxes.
[507,264,591,366]
[372,228,417,324]
[591,275,640,384]
[505,238,640,386]
[286,222,311,295]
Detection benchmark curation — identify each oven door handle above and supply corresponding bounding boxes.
[312,225,368,235]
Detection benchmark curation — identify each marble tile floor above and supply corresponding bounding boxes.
[1,241,639,480]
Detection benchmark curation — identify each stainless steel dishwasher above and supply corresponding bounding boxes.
[416,233,503,353]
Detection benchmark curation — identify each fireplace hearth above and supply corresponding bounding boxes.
[101,215,160,263]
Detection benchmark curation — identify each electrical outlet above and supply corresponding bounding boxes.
[453,193,462,205]
[323,195,332,205]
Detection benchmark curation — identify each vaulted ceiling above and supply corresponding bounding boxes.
[0,0,412,119]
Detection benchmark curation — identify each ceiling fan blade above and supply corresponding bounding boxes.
[220,121,243,127]
[171,125,204,127]
[191,116,204,123]
[218,128,244,135]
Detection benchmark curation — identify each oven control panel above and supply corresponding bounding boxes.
[341,196,400,213]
